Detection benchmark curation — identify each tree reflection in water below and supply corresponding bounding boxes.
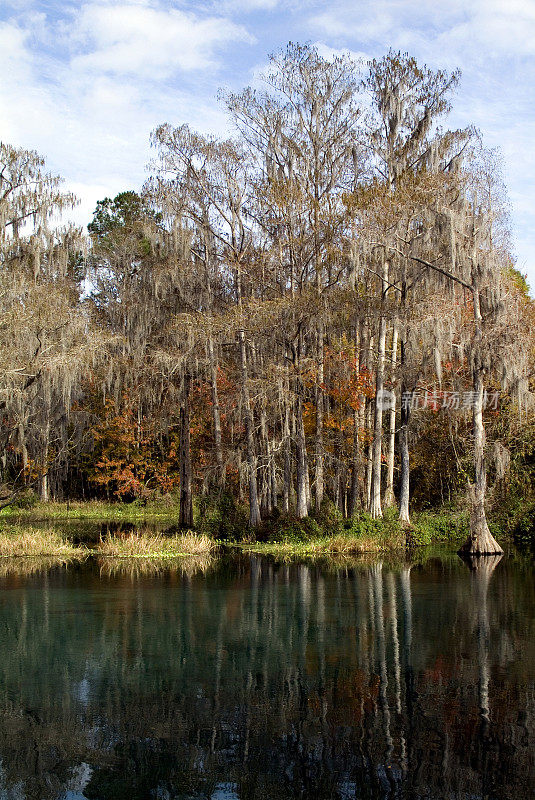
[0,553,532,799]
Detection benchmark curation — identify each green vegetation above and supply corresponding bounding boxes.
[239,501,468,554]
[404,510,470,547]
[231,501,476,558]
[510,502,535,549]
[0,498,180,524]
[0,515,218,559]
[239,536,381,558]
[0,497,510,559]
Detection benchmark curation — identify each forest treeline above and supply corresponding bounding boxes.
[1,45,534,553]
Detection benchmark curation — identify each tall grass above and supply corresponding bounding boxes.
[97,530,216,558]
[239,534,382,559]
[0,526,84,557]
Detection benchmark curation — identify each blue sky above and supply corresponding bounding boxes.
[1,0,534,288]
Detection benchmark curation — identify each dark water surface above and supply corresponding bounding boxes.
[0,553,533,800]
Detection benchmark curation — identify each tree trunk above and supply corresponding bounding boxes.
[39,471,49,503]
[338,461,347,517]
[179,371,194,529]
[369,314,387,518]
[282,377,291,515]
[270,439,277,512]
[384,323,398,508]
[349,408,360,517]
[315,320,324,510]
[349,322,363,516]
[369,260,389,519]
[295,381,309,519]
[459,284,503,556]
[239,330,261,528]
[459,367,503,555]
[208,333,224,486]
[18,423,28,485]
[364,329,374,510]
[398,387,412,525]
[365,434,373,511]
[397,269,412,525]
[39,416,50,503]
[259,399,272,517]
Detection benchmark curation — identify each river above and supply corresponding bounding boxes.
[0,550,532,799]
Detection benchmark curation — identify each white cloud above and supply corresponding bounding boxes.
[0,21,31,81]
[220,0,281,10]
[309,5,393,41]
[314,42,372,65]
[71,3,254,78]
[0,2,250,229]
[308,0,535,61]
[0,19,56,145]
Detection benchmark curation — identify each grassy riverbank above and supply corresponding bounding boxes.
[234,506,475,558]
[0,519,216,559]
[0,497,520,559]
[0,499,179,524]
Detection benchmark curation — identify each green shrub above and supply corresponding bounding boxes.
[199,492,249,540]
[12,489,39,510]
[342,512,380,538]
[512,504,535,546]
[407,511,469,547]
[312,498,343,536]
[270,516,323,542]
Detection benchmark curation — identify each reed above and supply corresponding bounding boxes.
[238,534,382,559]
[97,530,216,558]
[0,526,84,557]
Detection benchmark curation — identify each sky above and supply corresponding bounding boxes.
[1,0,534,288]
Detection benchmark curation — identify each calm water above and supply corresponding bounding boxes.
[0,553,533,800]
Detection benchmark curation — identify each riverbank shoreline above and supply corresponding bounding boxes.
[0,497,524,558]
